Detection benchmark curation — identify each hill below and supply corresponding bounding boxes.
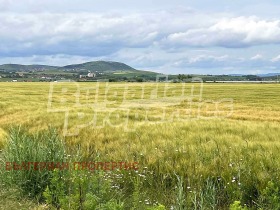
[0,61,138,73]
[62,61,136,72]
[0,61,159,82]
[0,64,57,72]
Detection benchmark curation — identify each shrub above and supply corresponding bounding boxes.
[258,181,280,209]
[147,204,166,210]
[44,169,124,209]
[230,201,248,210]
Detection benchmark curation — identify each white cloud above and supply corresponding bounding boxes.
[189,55,229,63]
[165,16,280,48]
[0,13,163,57]
[271,55,280,62]
[168,53,280,73]
[0,9,218,58]
[2,12,280,59]
[251,54,263,60]
[171,54,231,69]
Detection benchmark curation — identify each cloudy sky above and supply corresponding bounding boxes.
[1,0,280,74]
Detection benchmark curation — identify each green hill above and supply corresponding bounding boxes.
[0,61,139,73]
[0,64,57,72]
[62,61,136,72]
[0,61,159,82]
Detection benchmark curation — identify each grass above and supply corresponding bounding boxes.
[2,127,67,199]
[0,188,47,210]
[1,82,280,209]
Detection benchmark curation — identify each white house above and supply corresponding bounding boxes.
[87,72,95,78]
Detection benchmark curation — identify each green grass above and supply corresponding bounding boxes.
[0,188,46,210]
[1,82,280,209]
[1,127,67,199]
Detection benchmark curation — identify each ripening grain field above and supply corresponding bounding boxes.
[1,82,280,209]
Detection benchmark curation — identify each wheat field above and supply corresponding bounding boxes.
[1,82,280,209]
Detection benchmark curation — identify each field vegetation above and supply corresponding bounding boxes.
[1,82,280,209]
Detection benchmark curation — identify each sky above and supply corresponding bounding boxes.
[0,0,280,74]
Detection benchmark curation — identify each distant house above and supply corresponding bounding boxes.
[80,75,87,79]
[80,72,96,79]
[87,72,95,78]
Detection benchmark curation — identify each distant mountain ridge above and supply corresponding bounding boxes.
[0,61,137,72]
[0,64,58,71]
[229,73,280,77]
[256,73,280,77]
